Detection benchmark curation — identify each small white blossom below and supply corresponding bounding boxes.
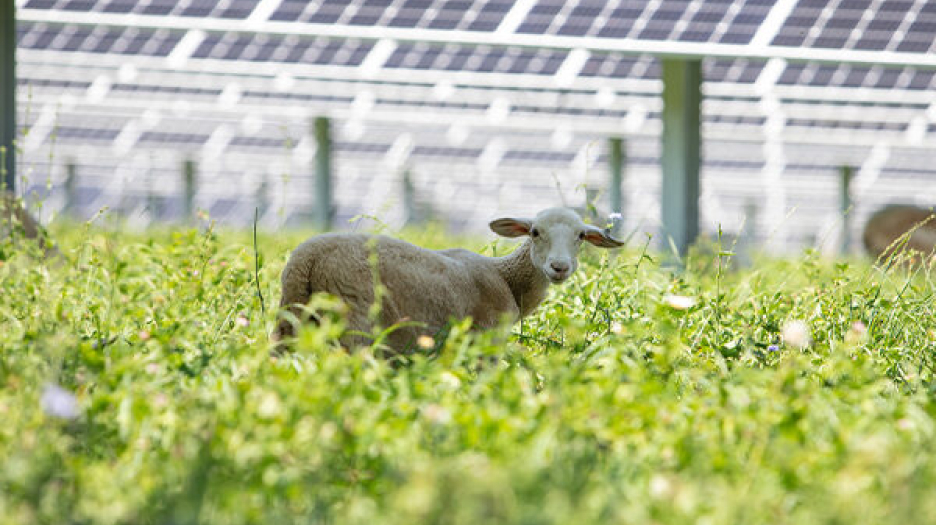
[42,383,80,420]
[663,294,696,310]
[782,319,812,349]
[649,474,673,499]
[421,403,452,425]
[439,371,461,390]
[258,392,283,419]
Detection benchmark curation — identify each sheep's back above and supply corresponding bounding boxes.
[288,234,511,343]
[863,205,936,260]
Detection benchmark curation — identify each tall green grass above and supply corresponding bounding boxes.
[1,220,935,525]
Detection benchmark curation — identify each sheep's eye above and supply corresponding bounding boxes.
[531,229,540,238]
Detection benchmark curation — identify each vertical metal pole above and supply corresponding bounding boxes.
[661,59,702,260]
[402,167,416,225]
[64,161,76,217]
[1,0,17,192]
[840,165,854,254]
[739,199,758,266]
[313,116,333,230]
[183,158,196,223]
[608,137,624,233]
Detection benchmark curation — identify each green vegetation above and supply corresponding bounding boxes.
[2,220,936,524]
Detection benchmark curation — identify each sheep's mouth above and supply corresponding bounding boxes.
[546,272,571,284]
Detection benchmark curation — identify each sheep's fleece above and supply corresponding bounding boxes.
[273,207,622,352]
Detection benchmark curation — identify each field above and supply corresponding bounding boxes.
[2,219,936,525]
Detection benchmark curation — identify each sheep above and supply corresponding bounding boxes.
[273,207,623,353]
[863,204,936,262]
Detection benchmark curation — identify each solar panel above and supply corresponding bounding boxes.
[269,0,508,31]
[773,0,935,54]
[191,33,374,66]
[519,0,771,44]
[385,43,568,75]
[17,21,183,56]
[25,0,255,18]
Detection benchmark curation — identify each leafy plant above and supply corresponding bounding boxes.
[1,221,935,525]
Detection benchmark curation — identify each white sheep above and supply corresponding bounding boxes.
[273,207,623,353]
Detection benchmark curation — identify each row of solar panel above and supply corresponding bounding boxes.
[23,0,936,54]
[773,0,936,52]
[41,113,910,151]
[271,0,512,32]
[17,21,936,91]
[25,0,256,19]
[516,0,772,44]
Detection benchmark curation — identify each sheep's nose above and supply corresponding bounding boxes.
[550,261,570,273]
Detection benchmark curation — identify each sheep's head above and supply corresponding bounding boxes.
[490,208,624,284]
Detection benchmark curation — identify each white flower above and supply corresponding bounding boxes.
[439,371,461,390]
[649,474,673,499]
[663,294,696,310]
[782,319,811,349]
[421,403,452,425]
[416,335,435,350]
[258,392,283,419]
[41,383,80,420]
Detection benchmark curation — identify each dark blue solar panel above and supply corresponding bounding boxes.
[141,0,174,16]
[896,40,932,53]
[778,63,805,84]
[840,0,872,8]
[556,23,591,36]
[139,131,209,144]
[514,0,768,44]
[854,37,889,50]
[809,65,836,85]
[56,126,120,141]
[388,11,421,27]
[874,68,902,88]
[63,0,96,11]
[348,11,383,26]
[841,68,868,87]
[102,0,134,12]
[907,70,935,89]
[24,0,57,8]
[182,0,215,18]
[270,0,305,21]
[386,43,567,75]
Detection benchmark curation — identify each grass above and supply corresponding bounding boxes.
[1,218,936,525]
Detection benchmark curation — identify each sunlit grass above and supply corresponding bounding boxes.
[1,220,935,525]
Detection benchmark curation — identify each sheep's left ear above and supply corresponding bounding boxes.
[490,218,533,238]
[583,225,624,248]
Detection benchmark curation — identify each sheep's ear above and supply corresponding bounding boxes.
[583,225,624,248]
[490,218,533,238]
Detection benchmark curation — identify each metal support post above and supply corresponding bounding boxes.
[403,168,417,225]
[313,116,333,230]
[840,165,854,254]
[1,0,17,192]
[183,159,196,222]
[64,162,76,217]
[608,137,624,233]
[660,59,702,260]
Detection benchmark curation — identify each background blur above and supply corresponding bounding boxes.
[10,0,936,253]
